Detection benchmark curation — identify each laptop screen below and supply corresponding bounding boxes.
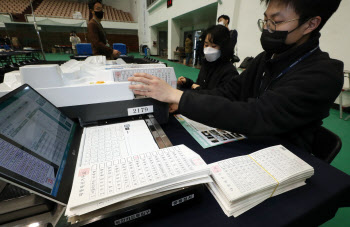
[0,85,76,197]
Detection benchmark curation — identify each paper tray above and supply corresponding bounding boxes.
[69,184,205,226]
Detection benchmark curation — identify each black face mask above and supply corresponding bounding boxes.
[94,11,104,19]
[260,29,299,54]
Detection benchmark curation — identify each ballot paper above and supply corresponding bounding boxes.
[66,144,211,216]
[112,67,177,88]
[175,114,246,148]
[207,145,314,217]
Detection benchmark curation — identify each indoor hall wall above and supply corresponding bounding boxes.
[147,0,217,27]
[104,0,131,13]
[141,0,218,56]
[231,1,264,64]
[104,0,138,22]
[320,0,350,71]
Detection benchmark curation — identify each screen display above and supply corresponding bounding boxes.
[0,86,76,197]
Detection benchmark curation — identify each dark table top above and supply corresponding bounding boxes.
[140,115,350,227]
[0,50,41,57]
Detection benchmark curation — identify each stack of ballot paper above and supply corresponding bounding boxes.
[66,145,211,217]
[207,145,314,217]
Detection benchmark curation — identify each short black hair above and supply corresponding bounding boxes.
[88,0,102,10]
[203,25,233,62]
[260,0,341,32]
[187,34,192,39]
[217,15,230,25]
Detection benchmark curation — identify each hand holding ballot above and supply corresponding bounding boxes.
[128,73,183,104]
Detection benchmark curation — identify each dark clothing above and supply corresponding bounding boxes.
[181,58,238,90]
[4,38,10,46]
[87,19,113,57]
[178,33,344,152]
[230,29,238,53]
[195,39,204,65]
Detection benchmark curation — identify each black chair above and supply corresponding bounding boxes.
[312,126,342,163]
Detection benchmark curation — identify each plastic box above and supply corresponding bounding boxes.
[113,43,127,55]
[76,43,93,55]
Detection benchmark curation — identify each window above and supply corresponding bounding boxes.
[147,0,158,8]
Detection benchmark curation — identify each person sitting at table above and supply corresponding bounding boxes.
[87,0,120,59]
[128,0,343,153]
[177,25,239,91]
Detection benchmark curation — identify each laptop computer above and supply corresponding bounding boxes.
[0,84,159,206]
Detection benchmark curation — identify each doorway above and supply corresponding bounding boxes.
[158,31,167,57]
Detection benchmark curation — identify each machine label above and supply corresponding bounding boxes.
[128,105,154,116]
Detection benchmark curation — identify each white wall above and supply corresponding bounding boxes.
[233,0,265,61]
[147,0,217,27]
[104,0,131,13]
[138,0,150,46]
[216,0,238,30]
[104,0,138,21]
[144,0,218,57]
[129,0,139,22]
[320,0,350,70]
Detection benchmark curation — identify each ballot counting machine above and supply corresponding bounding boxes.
[0,56,204,226]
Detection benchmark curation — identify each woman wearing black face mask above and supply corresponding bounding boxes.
[87,0,120,59]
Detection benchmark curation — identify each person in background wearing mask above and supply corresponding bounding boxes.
[178,25,238,91]
[218,15,238,55]
[70,31,81,55]
[185,34,193,65]
[87,0,120,58]
[128,0,343,153]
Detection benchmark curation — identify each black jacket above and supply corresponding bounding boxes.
[181,58,239,90]
[178,33,344,152]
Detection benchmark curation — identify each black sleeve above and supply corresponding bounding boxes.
[215,65,239,88]
[181,77,194,89]
[178,60,344,136]
[195,64,239,91]
[193,68,246,100]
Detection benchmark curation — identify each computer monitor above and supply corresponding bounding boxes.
[0,84,82,204]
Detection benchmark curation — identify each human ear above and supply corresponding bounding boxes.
[303,16,322,35]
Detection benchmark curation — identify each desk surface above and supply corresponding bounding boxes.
[140,115,350,227]
[0,50,41,56]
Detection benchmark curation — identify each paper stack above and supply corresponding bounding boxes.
[66,145,211,217]
[207,145,314,217]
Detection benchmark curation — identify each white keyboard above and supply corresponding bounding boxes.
[80,124,130,166]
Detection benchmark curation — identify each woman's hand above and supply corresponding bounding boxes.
[169,103,179,113]
[128,73,183,104]
[191,84,200,89]
[112,49,121,58]
[177,76,186,85]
